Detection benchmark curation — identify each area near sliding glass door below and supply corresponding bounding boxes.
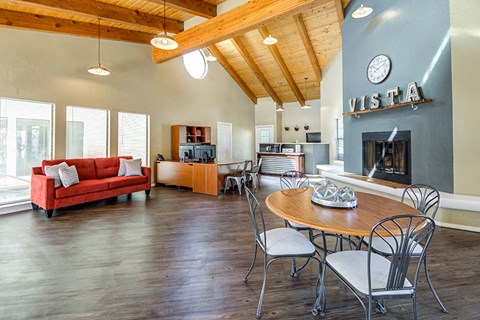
[0,97,54,206]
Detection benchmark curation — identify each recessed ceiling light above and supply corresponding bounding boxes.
[352,4,373,19]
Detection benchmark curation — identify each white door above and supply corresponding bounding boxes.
[217,122,232,161]
[255,125,274,152]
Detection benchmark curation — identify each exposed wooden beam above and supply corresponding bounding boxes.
[152,0,330,63]
[1,0,183,34]
[208,45,257,104]
[231,37,282,106]
[258,26,305,107]
[146,0,216,19]
[293,13,322,82]
[334,0,344,31]
[0,9,154,44]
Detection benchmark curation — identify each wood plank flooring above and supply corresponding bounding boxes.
[1,176,479,319]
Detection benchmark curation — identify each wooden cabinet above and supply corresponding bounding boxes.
[171,125,211,161]
[156,161,193,188]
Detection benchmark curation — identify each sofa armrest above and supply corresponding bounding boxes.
[142,166,152,189]
[31,168,55,210]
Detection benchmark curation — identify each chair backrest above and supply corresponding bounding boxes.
[232,160,250,177]
[401,184,440,219]
[367,214,435,295]
[280,170,309,190]
[251,158,263,173]
[244,186,267,249]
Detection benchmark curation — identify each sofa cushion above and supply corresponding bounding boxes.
[44,162,68,188]
[59,165,80,188]
[102,175,148,189]
[95,157,120,179]
[43,158,96,180]
[55,179,109,199]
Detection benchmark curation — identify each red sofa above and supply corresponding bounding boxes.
[31,156,151,218]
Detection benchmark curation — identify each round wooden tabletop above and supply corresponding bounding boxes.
[265,188,421,237]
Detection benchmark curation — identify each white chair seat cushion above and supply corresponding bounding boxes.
[288,220,311,229]
[326,251,413,296]
[365,236,423,256]
[259,228,315,256]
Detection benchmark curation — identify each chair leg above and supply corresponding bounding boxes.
[236,178,243,195]
[256,258,270,319]
[224,178,230,193]
[291,259,299,278]
[413,293,418,320]
[244,243,258,282]
[423,256,448,313]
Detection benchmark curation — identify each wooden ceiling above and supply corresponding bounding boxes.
[0,0,349,105]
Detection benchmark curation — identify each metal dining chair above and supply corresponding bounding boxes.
[246,158,263,190]
[223,160,249,195]
[243,186,322,319]
[280,170,314,277]
[363,184,447,313]
[324,214,436,320]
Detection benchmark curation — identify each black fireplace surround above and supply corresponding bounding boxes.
[362,131,411,185]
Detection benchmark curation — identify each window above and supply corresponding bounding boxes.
[183,50,208,80]
[0,98,54,206]
[118,112,149,165]
[335,117,344,161]
[66,106,109,158]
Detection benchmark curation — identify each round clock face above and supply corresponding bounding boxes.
[367,54,391,84]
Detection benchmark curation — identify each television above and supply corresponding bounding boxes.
[306,132,321,143]
[194,144,216,162]
[179,145,194,162]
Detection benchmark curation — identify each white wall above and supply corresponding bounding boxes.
[0,28,255,170]
[450,0,480,196]
[281,100,321,143]
[320,52,343,164]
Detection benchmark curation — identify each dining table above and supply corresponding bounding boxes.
[265,187,421,237]
[265,187,422,316]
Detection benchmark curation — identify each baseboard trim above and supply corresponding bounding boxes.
[437,221,480,233]
[0,201,31,215]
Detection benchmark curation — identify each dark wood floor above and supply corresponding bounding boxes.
[1,176,479,319]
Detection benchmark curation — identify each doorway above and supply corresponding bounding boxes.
[217,122,232,161]
[255,125,274,152]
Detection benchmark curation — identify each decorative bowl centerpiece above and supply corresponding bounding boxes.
[311,180,358,209]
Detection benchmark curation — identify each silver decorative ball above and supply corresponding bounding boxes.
[314,180,338,201]
[337,186,357,202]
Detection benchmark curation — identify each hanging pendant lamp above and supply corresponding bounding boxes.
[263,34,278,45]
[151,0,179,50]
[301,76,311,109]
[88,18,110,76]
[352,4,373,19]
[276,80,284,112]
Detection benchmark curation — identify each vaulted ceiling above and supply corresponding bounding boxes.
[0,0,350,105]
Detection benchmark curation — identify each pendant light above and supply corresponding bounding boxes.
[88,18,110,76]
[352,4,373,19]
[263,34,278,45]
[151,0,179,50]
[204,49,217,62]
[301,76,311,109]
[276,80,284,112]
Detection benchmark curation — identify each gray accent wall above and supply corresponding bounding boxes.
[342,0,453,192]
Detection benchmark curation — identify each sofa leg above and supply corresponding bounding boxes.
[145,189,151,196]
[31,202,39,210]
[46,210,53,218]
[127,193,132,199]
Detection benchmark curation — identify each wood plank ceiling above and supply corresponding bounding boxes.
[0,0,350,105]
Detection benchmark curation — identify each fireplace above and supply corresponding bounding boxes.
[362,131,411,185]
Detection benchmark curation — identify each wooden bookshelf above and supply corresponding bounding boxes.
[171,125,211,161]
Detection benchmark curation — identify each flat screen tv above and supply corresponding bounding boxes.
[194,144,216,162]
[179,145,194,162]
[306,132,321,143]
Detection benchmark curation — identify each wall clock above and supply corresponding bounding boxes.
[367,54,391,84]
